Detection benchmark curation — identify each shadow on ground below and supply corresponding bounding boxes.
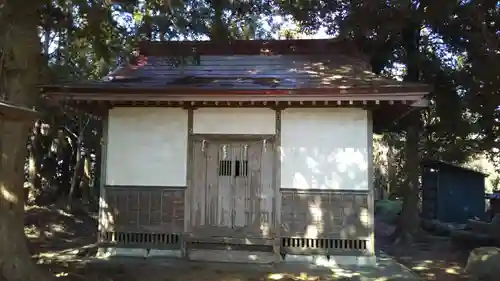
[25,203,98,257]
[24,203,475,281]
[380,231,474,281]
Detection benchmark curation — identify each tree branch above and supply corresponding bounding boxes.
[62,126,78,140]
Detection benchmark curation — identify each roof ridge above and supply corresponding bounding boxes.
[138,39,367,59]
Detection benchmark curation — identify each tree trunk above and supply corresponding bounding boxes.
[68,117,90,207]
[393,7,422,244]
[68,143,83,207]
[210,0,229,41]
[0,121,50,281]
[59,144,73,197]
[81,154,92,205]
[386,133,398,197]
[27,121,44,202]
[0,0,51,280]
[394,114,421,244]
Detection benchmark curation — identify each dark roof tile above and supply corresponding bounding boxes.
[97,54,419,91]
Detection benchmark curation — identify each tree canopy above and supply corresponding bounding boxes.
[0,0,499,279]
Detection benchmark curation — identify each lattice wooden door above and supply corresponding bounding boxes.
[190,139,275,239]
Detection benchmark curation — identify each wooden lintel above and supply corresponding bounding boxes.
[139,39,363,57]
[56,99,419,111]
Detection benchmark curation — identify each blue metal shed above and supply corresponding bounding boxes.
[421,160,487,224]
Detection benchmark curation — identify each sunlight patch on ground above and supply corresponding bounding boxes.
[50,223,67,233]
[411,259,438,271]
[298,273,317,281]
[25,205,48,211]
[266,273,321,281]
[268,273,285,280]
[34,243,98,262]
[411,264,429,271]
[409,258,463,277]
[36,251,75,261]
[423,272,436,279]
[267,271,366,281]
[330,268,361,279]
[25,225,42,238]
[55,272,69,277]
[56,208,74,217]
[24,204,75,218]
[445,266,460,275]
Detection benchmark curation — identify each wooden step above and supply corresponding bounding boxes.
[187,249,277,264]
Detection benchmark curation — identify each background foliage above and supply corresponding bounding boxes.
[4,0,500,226]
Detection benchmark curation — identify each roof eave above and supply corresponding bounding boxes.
[40,83,431,102]
[43,90,429,103]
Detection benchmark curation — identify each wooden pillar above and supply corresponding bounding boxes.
[367,110,375,256]
[98,110,109,242]
[183,107,194,258]
[273,108,282,260]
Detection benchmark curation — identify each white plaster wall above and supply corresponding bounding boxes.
[280,108,372,191]
[105,107,188,186]
[193,108,275,134]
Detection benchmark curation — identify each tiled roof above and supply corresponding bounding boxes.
[95,54,421,91]
[42,40,431,95]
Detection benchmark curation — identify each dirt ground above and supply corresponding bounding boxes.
[380,234,474,281]
[25,204,477,281]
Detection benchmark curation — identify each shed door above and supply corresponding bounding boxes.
[190,139,274,239]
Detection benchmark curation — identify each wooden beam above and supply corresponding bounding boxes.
[0,101,38,122]
[139,39,364,57]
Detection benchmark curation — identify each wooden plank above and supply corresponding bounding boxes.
[233,143,248,228]
[217,142,232,227]
[260,139,274,237]
[192,134,275,141]
[279,190,370,239]
[205,142,219,227]
[104,185,186,190]
[185,236,274,246]
[104,187,185,234]
[191,139,207,229]
[247,142,262,235]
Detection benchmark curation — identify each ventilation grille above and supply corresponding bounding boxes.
[281,237,368,250]
[101,232,182,248]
